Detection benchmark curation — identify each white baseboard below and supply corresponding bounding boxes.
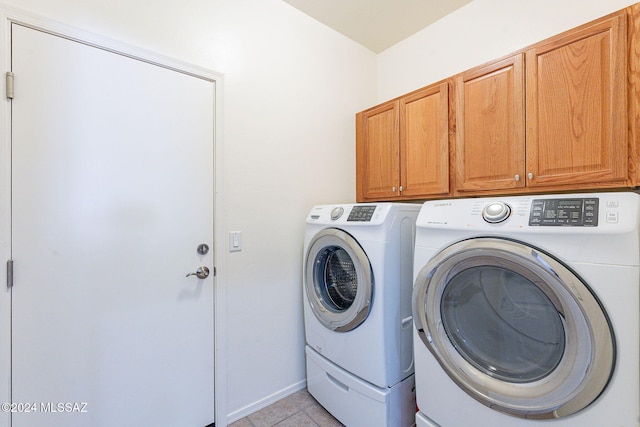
[227,380,307,423]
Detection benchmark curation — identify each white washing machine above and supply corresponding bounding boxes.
[303,203,421,427]
[411,192,640,427]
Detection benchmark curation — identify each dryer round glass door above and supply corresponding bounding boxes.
[305,228,373,332]
[412,237,615,419]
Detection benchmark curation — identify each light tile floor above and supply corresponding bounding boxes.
[229,389,344,427]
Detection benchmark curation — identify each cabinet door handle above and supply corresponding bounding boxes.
[514,174,520,182]
[399,186,404,192]
[527,172,534,180]
[392,187,397,192]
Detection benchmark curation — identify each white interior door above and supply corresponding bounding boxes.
[10,23,215,426]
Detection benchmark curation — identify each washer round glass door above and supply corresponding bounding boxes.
[412,237,615,419]
[305,228,373,332]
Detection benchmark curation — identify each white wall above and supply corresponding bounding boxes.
[0,0,376,425]
[377,0,638,102]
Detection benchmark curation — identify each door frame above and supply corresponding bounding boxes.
[0,7,229,427]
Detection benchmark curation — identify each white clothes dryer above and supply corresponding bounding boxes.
[412,193,640,427]
[303,203,420,427]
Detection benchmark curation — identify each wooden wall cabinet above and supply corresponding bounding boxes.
[356,101,399,201]
[455,54,525,192]
[356,82,449,201]
[357,5,639,202]
[525,11,627,188]
[455,10,629,195]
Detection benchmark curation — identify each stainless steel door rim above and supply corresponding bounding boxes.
[412,237,615,419]
[305,228,373,332]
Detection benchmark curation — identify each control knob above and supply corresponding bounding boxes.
[482,202,511,223]
[330,207,344,220]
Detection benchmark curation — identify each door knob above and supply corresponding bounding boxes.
[186,266,210,279]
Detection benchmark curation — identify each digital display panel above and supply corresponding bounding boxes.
[347,206,376,222]
[529,198,598,226]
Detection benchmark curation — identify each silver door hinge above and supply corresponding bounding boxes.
[6,72,14,99]
[7,260,13,288]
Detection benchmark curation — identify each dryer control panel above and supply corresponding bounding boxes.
[529,198,599,227]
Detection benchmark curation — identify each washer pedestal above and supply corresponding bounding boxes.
[306,346,415,427]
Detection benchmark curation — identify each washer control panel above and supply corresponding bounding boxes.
[347,205,376,222]
[529,198,599,226]
[308,204,396,225]
[417,193,638,232]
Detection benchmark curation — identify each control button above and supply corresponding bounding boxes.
[482,202,511,223]
[606,210,619,223]
[330,207,344,220]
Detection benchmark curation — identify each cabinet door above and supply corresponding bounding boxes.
[525,11,627,187]
[455,54,525,192]
[356,101,400,200]
[400,82,450,197]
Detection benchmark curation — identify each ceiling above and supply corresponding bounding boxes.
[282,0,474,53]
